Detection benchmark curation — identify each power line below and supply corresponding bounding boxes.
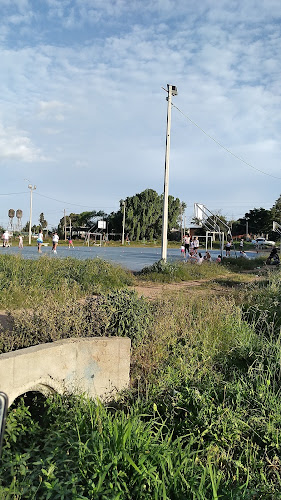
[0,192,27,196]
[33,192,117,210]
[172,103,281,180]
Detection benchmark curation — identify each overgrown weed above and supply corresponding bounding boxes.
[0,255,133,309]
[138,259,229,282]
[1,261,281,497]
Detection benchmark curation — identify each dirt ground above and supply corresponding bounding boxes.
[0,273,263,330]
[132,279,216,300]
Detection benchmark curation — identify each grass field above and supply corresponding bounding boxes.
[0,255,280,498]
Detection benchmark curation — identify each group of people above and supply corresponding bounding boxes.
[225,238,248,258]
[37,231,59,253]
[181,234,214,264]
[181,234,199,257]
[181,233,251,264]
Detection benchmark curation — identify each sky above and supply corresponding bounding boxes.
[0,0,281,230]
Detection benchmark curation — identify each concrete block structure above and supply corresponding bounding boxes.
[0,337,131,406]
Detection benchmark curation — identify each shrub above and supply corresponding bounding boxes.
[0,255,133,308]
[0,289,152,353]
[138,259,227,282]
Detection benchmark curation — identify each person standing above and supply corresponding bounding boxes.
[3,230,9,247]
[37,230,43,253]
[52,232,59,253]
[183,234,190,257]
[225,240,231,257]
[68,237,74,249]
[189,237,195,255]
[18,235,23,249]
[240,238,244,250]
[193,236,199,254]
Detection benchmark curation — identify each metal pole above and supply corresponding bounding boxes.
[64,209,67,241]
[28,188,32,245]
[122,201,126,245]
[161,84,177,261]
[180,204,183,242]
[246,219,249,240]
[161,85,172,261]
[28,185,36,245]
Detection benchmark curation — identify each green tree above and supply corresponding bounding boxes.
[58,210,106,238]
[271,194,281,223]
[39,212,48,229]
[107,189,185,241]
[232,208,272,236]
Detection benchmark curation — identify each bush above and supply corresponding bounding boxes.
[0,255,133,308]
[0,289,152,353]
[139,259,227,282]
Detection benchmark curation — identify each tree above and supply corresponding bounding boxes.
[57,210,106,237]
[107,189,185,241]
[39,213,48,229]
[271,195,281,223]
[232,208,272,236]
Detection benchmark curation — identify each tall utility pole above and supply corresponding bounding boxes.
[161,84,178,261]
[64,209,67,240]
[245,217,249,241]
[28,183,36,245]
[180,203,183,242]
[121,201,126,245]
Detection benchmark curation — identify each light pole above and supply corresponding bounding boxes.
[121,200,126,245]
[161,84,178,262]
[245,217,249,241]
[27,184,36,245]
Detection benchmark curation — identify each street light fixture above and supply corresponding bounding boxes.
[161,84,178,262]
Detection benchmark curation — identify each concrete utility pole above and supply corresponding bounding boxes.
[121,201,126,245]
[27,184,36,245]
[64,209,67,240]
[245,217,249,241]
[180,203,183,242]
[161,84,178,262]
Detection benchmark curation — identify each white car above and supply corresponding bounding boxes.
[252,238,275,247]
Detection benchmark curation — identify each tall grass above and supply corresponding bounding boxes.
[1,262,281,497]
[139,259,229,282]
[0,289,152,353]
[0,255,133,308]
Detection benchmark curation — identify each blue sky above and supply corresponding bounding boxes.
[0,0,281,230]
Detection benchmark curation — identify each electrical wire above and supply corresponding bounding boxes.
[0,192,27,196]
[172,103,281,180]
[33,192,117,210]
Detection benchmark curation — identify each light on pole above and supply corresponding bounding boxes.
[121,201,126,245]
[161,84,178,262]
[27,183,36,245]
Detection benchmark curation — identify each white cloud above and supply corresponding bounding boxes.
[74,159,88,168]
[38,100,68,121]
[0,0,280,224]
[0,123,43,162]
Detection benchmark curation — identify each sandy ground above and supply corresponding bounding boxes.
[133,279,220,300]
[0,273,262,329]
